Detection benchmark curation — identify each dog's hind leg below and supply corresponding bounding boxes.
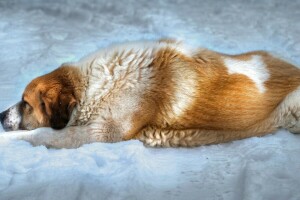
[137,125,277,148]
[280,87,300,134]
[138,86,300,148]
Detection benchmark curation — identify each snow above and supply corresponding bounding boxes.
[0,0,300,199]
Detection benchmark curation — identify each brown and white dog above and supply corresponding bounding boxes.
[1,39,300,148]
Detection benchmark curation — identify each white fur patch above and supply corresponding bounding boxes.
[171,72,197,118]
[223,55,269,93]
[172,87,195,117]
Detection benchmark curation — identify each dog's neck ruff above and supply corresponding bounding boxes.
[67,41,195,126]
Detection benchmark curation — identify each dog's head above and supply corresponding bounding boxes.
[0,66,78,131]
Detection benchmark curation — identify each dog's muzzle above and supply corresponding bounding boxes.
[0,103,21,131]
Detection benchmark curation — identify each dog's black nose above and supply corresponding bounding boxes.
[0,111,6,123]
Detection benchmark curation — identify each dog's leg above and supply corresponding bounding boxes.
[278,87,300,134]
[137,109,282,147]
[138,87,300,148]
[0,125,123,149]
[137,108,283,148]
[136,127,276,148]
[282,108,300,134]
[284,113,300,134]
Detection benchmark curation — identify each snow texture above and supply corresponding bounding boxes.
[0,0,300,199]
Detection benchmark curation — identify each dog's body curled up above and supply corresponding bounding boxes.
[1,39,300,148]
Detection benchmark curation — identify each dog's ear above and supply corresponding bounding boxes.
[40,86,77,130]
[48,92,77,130]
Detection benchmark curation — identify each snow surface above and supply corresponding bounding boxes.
[0,0,300,199]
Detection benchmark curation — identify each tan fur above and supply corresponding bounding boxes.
[1,39,300,148]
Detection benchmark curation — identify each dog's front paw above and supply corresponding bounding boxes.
[0,129,49,147]
[0,133,12,145]
[0,131,28,145]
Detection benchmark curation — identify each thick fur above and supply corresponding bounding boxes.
[1,39,300,148]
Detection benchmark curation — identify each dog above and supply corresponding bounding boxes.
[0,39,300,149]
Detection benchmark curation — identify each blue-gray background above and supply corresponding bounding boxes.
[0,1,299,200]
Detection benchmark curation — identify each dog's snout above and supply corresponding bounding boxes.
[0,104,22,131]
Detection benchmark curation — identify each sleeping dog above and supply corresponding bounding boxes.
[0,39,300,148]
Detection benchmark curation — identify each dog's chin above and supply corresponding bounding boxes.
[1,122,35,132]
[1,127,11,132]
[1,124,19,132]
